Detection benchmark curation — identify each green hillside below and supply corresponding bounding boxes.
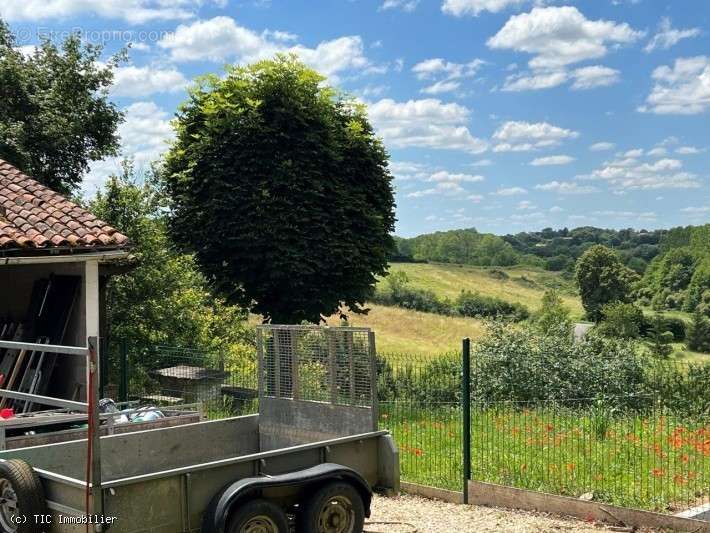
[380,262,584,318]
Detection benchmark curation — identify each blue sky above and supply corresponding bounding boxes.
[2,0,709,237]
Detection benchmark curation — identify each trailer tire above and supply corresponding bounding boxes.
[0,459,46,533]
[227,498,289,533]
[299,482,365,533]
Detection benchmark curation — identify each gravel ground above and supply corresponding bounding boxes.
[367,494,621,533]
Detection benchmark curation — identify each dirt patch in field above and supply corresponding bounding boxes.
[367,494,627,532]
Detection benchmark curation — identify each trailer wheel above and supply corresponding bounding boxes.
[0,459,46,533]
[299,482,365,533]
[227,498,289,533]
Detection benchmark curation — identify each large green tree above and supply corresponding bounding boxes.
[575,245,639,322]
[0,20,123,194]
[164,56,396,324]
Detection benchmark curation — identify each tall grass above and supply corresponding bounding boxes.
[383,403,709,511]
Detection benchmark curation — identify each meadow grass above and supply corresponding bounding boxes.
[323,304,485,355]
[382,403,709,511]
[384,263,584,318]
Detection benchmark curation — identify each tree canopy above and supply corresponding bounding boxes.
[575,245,639,322]
[164,56,396,323]
[0,20,123,194]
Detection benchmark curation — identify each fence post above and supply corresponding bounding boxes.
[462,337,471,504]
[99,338,108,399]
[119,339,128,403]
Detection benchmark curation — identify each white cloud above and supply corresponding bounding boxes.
[535,181,598,194]
[404,169,484,197]
[517,200,535,210]
[111,65,188,98]
[487,6,642,70]
[0,0,217,24]
[589,142,615,151]
[85,101,174,193]
[412,58,485,80]
[359,84,390,98]
[158,16,275,62]
[592,210,657,220]
[502,70,567,92]
[640,56,710,115]
[644,17,700,53]
[647,147,667,157]
[421,80,462,95]
[470,159,493,167]
[158,17,375,83]
[117,101,174,164]
[428,170,484,183]
[262,29,299,42]
[368,98,488,153]
[571,65,620,90]
[442,0,527,17]
[584,157,701,191]
[622,148,644,158]
[530,155,575,166]
[413,58,485,94]
[14,45,38,57]
[492,121,579,152]
[681,206,710,215]
[676,146,705,155]
[468,194,484,202]
[493,186,527,196]
[381,0,420,12]
[407,181,465,198]
[389,161,429,181]
[549,205,564,213]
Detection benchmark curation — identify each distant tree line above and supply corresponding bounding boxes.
[393,229,544,268]
[392,226,668,273]
[503,226,666,273]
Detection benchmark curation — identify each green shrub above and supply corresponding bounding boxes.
[686,309,710,352]
[662,316,686,341]
[650,362,710,418]
[597,302,644,339]
[470,322,648,409]
[455,291,529,321]
[533,290,571,335]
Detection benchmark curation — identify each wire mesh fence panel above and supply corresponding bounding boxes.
[468,351,709,514]
[108,340,259,419]
[257,325,375,407]
[376,348,708,515]
[377,352,463,491]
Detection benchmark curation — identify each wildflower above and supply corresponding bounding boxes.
[651,468,665,478]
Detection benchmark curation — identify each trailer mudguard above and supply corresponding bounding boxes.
[202,462,373,533]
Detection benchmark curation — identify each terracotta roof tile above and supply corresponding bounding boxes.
[0,159,130,252]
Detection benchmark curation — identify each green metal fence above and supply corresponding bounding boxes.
[111,338,709,515]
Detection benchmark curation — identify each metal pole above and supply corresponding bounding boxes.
[462,337,471,504]
[99,338,107,400]
[368,331,379,433]
[88,336,104,525]
[119,339,128,403]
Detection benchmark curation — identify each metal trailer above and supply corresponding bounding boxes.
[0,326,399,533]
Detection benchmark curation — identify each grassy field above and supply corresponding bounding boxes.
[324,304,485,354]
[384,404,709,511]
[384,263,584,318]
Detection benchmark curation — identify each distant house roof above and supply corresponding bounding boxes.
[0,159,129,254]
